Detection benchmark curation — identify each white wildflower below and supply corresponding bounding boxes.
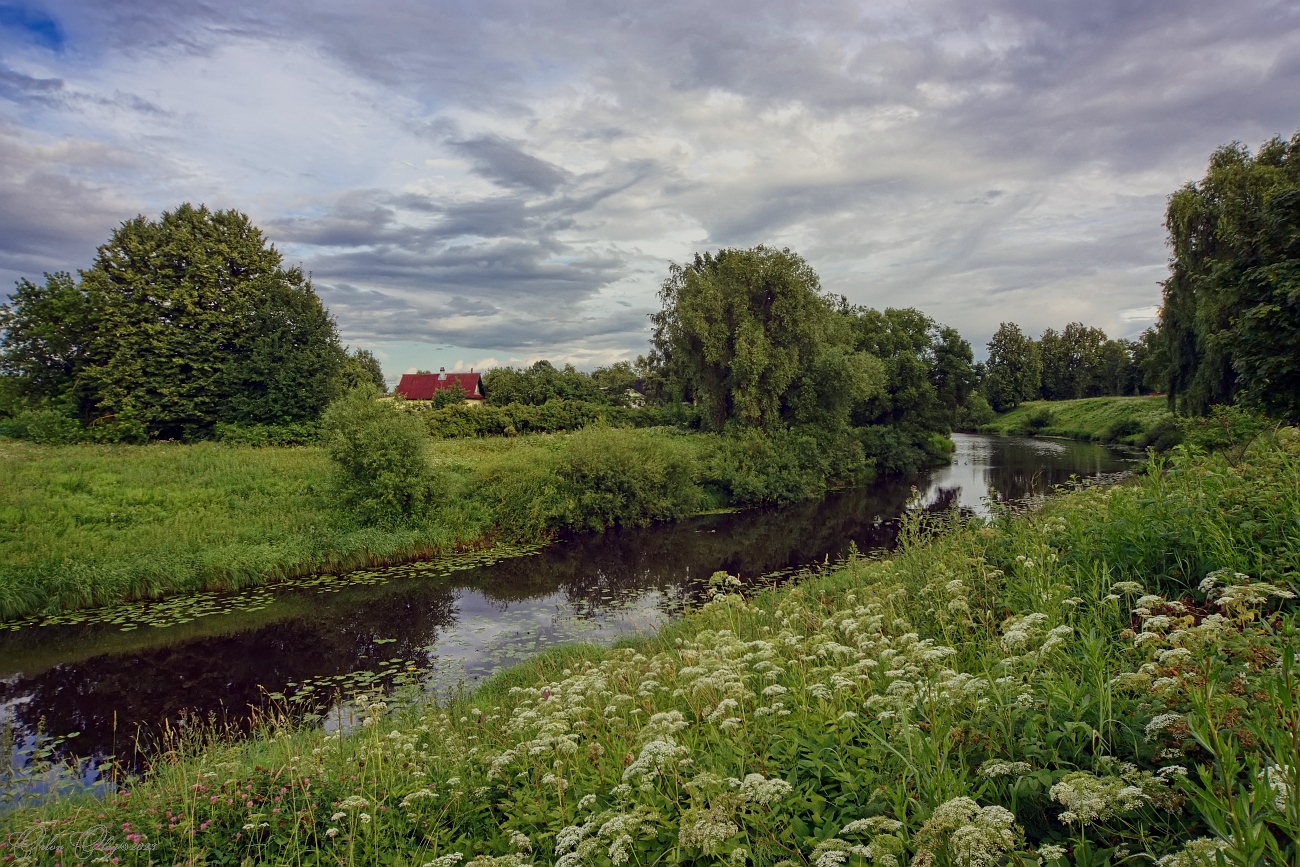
[1050,772,1147,824]
[1037,844,1067,863]
[840,816,903,835]
[980,760,1034,779]
[738,773,793,805]
[1145,713,1184,741]
[1155,838,1230,867]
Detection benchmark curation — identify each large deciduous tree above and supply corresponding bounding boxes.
[652,246,882,432]
[983,323,1041,411]
[1157,133,1300,418]
[0,204,347,438]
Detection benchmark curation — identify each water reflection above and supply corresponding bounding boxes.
[0,434,1136,770]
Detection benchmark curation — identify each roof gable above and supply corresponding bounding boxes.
[395,372,483,401]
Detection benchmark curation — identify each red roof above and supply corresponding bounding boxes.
[395,372,483,401]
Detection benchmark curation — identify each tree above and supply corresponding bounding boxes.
[983,323,1041,411]
[652,246,881,431]
[335,349,387,394]
[844,307,973,433]
[0,204,346,438]
[0,272,89,406]
[1157,133,1300,417]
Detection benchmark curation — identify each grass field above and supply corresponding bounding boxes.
[0,425,879,621]
[977,395,1173,444]
[5,429,1297,865]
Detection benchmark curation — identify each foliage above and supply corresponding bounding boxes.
[983,323,1042,411]
[1155,133,1300,418]
[334,348,388,395]
[321,389,438,528]
[1176,404,1272,465]
[1038,324,1109,400]
[0,404,82,444]
[7,434,1300,865]
[0,205,346,439]
[844,307,976,434]
[557,427,708,531]
[483,361,633,407]
[704,425,869,505]
[213,421,321,447]
[417,399,699,440]
[432,379,469,409]
[652,247,882,431]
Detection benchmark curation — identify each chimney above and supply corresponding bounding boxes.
[438,367,446,380]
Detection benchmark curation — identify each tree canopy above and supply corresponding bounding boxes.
[983,323,1041,411]
[1155,133,1300,418]
[651,246,882,432]
[0,204,349,439]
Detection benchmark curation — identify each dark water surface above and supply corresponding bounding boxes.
[0,434,1136,770]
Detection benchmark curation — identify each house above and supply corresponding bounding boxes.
[394,368,484,405]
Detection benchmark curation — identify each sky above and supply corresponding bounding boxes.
[2,1,1299,380]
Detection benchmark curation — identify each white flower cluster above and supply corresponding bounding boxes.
[979,760,1034,779]
[911,797,1019,867]
[1153,838,1229,867]
[1049,771,1148,825]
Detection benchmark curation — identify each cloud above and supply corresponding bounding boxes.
[2,0,1299,360]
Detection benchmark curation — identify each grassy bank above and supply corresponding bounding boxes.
[5,433,1298,865]
[977,396,1174,445]
[0,424,896,621]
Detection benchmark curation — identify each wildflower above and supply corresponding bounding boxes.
[839,817,903,835]
[325,827,339,838]
[738,773,793,805]
[508,830,533,853]
[980,760,1033,779]
[1050,772,1147,825]
[424,855,465,867]
[331,811,346,821]
[1144,713,1184,741]
[338,795,369,811]
[577,793,597,812]
[1154,838,1230,867]
[913,798,1020,867]
[359,812,372,824]
[1113,581,1145,594]
[400,789,438,809]
[678,807,740,854]
[1037,844,1067,863]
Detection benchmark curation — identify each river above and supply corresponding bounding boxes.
[0,433,1137,776]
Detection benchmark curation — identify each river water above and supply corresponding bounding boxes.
[0,434,1136,772]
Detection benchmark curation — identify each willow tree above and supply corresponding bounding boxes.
[1158,133,1300,418]
[651,246,882,432]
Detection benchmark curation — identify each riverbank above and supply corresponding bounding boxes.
[0,425,909,621]
[977,395,1174,445]
[5,430,1297,865]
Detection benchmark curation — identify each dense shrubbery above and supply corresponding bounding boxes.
[10,432,1299,865]
[416,399,699,439]
[321,388,438,528]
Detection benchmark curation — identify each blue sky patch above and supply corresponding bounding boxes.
[0,3,64,50]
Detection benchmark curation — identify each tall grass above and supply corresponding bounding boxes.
[5,432,1298,865]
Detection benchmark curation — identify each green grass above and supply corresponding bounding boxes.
[5,430,1299,866]
[978,395,1172,444]
[0,425,881,621]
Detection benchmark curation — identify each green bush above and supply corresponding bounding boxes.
[421,399,699,440]
[705,426,847,504]
[1137,415,1184,451]
[0,406,82,444]
[955,392,995,429]
[556,426,707,530]
[1099,416,1144,444]
[1020,406,1055,434]
[214,421,320,446]
[857,425,946,475]
[321,388,438,527]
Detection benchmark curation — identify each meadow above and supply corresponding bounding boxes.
[3,431,1297,866]
[977,396,1174,446]
[0,424,881,621]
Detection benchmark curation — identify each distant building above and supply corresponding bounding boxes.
[394,368,484,404]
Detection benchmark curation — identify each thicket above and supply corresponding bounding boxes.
[8,432,1299,865]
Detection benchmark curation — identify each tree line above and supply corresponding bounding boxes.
[980,321,1157,412]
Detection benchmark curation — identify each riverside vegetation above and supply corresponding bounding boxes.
[0,412,907,621]
[3,429,1297,865]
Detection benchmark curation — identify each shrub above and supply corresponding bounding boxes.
[320,388,437,527]
[1020,406,1055,434]
[1099,417,1144,444]
[0,405,82,444]
[858,425,942,475]
[955,392,995,429]
[1137,415,1184,452]
[556,426,706,530]
[214,421,320,446]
